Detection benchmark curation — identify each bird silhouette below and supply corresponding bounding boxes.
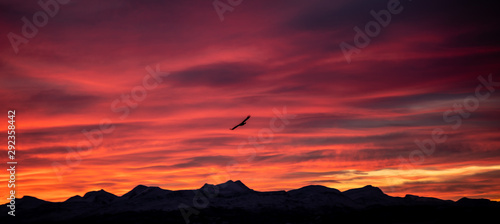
[230,115,251,130]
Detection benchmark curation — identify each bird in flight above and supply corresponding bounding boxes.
[230,115,251,130]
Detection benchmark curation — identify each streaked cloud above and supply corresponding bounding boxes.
[1,0,499,202]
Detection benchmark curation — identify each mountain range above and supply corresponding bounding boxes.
[2,180,498,224]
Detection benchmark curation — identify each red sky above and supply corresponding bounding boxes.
[1,0,500,202]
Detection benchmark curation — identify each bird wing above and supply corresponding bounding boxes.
[230,124,241,130]
[242,115,251,122]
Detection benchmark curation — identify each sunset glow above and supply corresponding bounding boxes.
[1,0,500,203]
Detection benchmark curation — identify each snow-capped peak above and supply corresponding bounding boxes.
[200,180,253,196]
[121,185,149,199]
[66,189,117,204]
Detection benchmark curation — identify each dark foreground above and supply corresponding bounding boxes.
[2,180,498,224]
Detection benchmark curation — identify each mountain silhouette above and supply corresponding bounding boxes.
[2,180,498,224]
[343,185,401,206]
[65,189,118,204]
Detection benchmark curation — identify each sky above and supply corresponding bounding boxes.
[1,0,500,202]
